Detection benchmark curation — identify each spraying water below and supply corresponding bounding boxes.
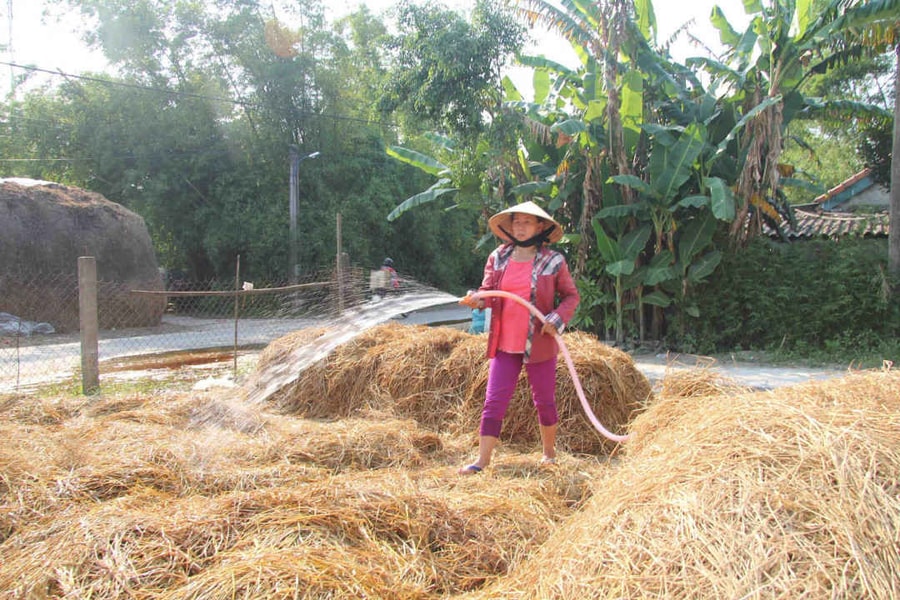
[471,290,630,443]
[241,272,629,444]
[243,288,459,405]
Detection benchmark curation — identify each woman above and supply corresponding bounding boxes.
[458,201,579,474]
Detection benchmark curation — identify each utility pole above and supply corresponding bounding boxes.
[288,147,320,283]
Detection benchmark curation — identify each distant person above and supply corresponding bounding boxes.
[458,201,579,474]
[382,258,401,291]
[370,257,401,300]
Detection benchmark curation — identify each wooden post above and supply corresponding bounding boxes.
[336,212,344,314]
[78,256,100,395]
[233,254,240,377]
[289,146,299,284]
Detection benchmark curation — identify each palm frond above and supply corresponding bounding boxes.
[514,0,598,52]
[800,98,892,122]
[386,180,458,222]
[827,0,900,41]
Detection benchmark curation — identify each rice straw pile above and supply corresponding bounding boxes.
[470,370,900,599]
[254,324,651,455]
[656,365,754,401]
[0,386,602,598]
[4,325,897,599]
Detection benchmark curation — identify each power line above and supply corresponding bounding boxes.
[0,60,396,128]
[1,60,250,106]
[0,157,89,162]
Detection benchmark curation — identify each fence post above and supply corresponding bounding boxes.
[78,256,100,394]
[336,212,344,314]
[233,254,240,377]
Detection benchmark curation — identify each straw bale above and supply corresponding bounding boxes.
[433,334,490,390]
[158,544,429,600]
[553,331,650,452]
[471,371,900,599]
[258,325,404,416]
[208,472,568,597]
[2,465,587,598]
[254,326,330,369]
[371,325,470,398]
[1,372,616,599]
[0,489,259,597]
[0,392,84,425]
[0,180,165,332]
[50,420,194,501]
[172,394,270,434]
[0,423,63,541]
[259,325,650,456]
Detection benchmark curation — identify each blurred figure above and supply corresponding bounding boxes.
[370,257,401,300]
[381,257,400,290]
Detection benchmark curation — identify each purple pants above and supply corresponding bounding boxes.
[480,351,559,438]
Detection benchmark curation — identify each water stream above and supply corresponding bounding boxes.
[242,290,460,405]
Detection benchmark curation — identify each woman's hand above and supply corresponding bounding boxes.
[541,321,559,336]
[459,293,482,309]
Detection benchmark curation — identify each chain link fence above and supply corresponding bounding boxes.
[1,261,374,393]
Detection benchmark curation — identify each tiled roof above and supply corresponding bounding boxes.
[764,208,889,240]
[813,168,872,205]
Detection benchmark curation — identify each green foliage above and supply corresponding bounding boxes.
[856,118,894,187]
[1,0,490,291]
[378,0,524,139]
[779,124,864,203]
[679,237,900,359]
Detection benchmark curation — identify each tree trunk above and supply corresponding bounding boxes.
[889,44,900,281]
[575,154,603,277]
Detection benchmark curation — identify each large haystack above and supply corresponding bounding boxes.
[3,349,895,598]
[0,179,164,332]
[252,323,652,455]
[0,388,601,598]
[473,370,900,599]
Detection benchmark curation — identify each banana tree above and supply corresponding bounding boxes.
[591,219,652,344]
[665,210,722,321]
[692,0,900,244]
[384,139,459,222]
[511,0,654,270]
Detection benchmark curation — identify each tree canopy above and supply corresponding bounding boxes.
[2,0,897,352]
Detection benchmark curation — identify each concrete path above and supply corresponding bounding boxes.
[629,353,848,391]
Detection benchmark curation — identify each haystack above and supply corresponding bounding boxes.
[0,386,599,598]
[0,179,164,332]
[472,370,900,599]
[253,323,652,455]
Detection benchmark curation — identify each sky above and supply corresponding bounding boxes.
[1,0,746,96]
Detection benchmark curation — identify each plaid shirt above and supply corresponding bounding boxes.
[479,244,579,363]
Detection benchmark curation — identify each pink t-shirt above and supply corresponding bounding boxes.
[498,259,533,353]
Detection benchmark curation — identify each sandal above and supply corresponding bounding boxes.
[540,456,557,466]
[458,464,483,475]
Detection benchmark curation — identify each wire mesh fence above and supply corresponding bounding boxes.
[1,262,378,393]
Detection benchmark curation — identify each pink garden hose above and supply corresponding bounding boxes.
[469,290,631,443]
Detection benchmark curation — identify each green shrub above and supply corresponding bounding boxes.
[672,236,899,361]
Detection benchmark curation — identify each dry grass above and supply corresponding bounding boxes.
[0,376,601,599]
[1,324,898,599]
[472,370,900,599]
[256,324,651,455]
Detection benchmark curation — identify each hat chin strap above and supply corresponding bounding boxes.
[499,225,555,247]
